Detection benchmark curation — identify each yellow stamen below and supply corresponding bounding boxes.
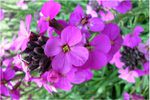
[45,17,50,22]
[63,45,70,53]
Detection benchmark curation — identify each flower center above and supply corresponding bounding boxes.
[45,17,50,22]
[120,46,146,70]
[62,44,70,53]
[111,40,115,45]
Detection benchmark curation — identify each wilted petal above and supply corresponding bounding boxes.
[41,1,61,19]
[69,46,89,66]
[61,26,82,46]
[52,52,72,74]
[44,38,62,57]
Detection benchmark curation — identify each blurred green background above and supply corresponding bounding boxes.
[0,0,149,99]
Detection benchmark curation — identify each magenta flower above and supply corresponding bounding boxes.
[0,8,4,21]
[13,55,31,81]
[51,69,75,91]
[123,26,144,48]
[12,14,32,51]
[44,26,89,74]
[37,1,61,34]
[123,92,144,100]
[102,23,123,61]
[99,10,114,21]
[97,0,132,14]
[118,68,138,83]
[47,68,92,91]
[82,34,111,70]
[135,62,149,77]
[138,40,149,60]
[32,72,57,93]
[0,67,15,97]
[69,5,104,32]
[110,51,124,68]
[71,68,93,84]
[115,0,132,14]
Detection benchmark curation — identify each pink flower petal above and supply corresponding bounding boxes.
[52,52,72,74]
[83,51,108,70]
[1,85,9,96]
[115,1,132,14]
[91,34,111,53]
[44,38,62,57]
[61,26,82,46]
[69,46,89,66]
[88,17,105,32]
[54,77,73,91]
[102,23,120,40]
[41,1,61,19]
[69,5,84,26]
[25,14,32,32]
[4,68,15,81]
[37,17,49,35]
[133,26,144,36]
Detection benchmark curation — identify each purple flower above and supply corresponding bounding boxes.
[44,26,89,74]
[32,72,57,93]
[99,10,114,21]
[102,23,123,61]
[37,1,61,34]
[135,62,149,77]
[82,34,111,70]
[118,68,138,83]
[13,55,31,81]
[110,51,124,68]
[123,92,144,100]
[97,0,132,14]
[69,5,104,32]
[110,26,148,83]
[0,9,4,21]
[12,14,32,51]
[70,68,93,84]
[0,67,15,96]
[138,40,149,60]
[115,0,132,14]
[47,68,92,91]
[123,26,144,48]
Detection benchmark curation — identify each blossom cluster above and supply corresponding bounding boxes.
[0,0,149,99]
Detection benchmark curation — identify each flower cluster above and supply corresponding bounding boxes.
[0,0,149,99]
